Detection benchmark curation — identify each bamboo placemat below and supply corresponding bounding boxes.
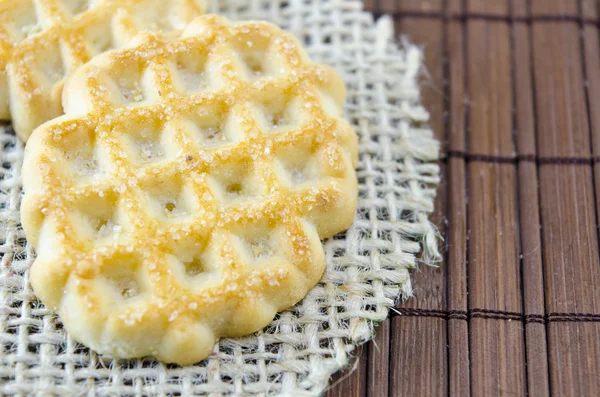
[327,0,600,396]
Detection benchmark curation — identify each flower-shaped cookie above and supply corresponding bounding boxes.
[21,15,358,364]
[0,0,205,140]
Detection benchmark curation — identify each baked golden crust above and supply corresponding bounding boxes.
[22,15,358,365]
[0,0,205,140]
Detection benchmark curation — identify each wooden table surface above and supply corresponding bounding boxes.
[326,1,600,396]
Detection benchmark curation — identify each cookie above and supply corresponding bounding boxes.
[0,0,205,140]
[21,15,358,365]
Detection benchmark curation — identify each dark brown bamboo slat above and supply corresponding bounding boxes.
[512,1,550,395]
[583,0,600,246]
[362,0,376,12]
[392,167,447,397]
[467,0,509,15]
[390,317,446,396]
[367,319,390,397]
[511,0,528,18]
[579,1,600,395]
[326,347,369,397]
[390,2,447,395]
[377,0,398,14]
[531,0,578,17]
[445,1,470,396]
[465,2,526,395]
[581,0,598,23]
[393,0,443,13]
[531,0,600,394]
[583,20,600,397]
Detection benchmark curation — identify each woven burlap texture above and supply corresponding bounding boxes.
[0,0,440,395]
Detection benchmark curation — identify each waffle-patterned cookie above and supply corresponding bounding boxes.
[21,15,358,365]
[0,0,205,141]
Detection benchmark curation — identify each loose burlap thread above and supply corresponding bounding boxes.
[0,0,440,395]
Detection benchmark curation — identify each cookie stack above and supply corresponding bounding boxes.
[5,0,358,365]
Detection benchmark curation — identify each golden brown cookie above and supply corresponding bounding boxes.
[0,0,205,140]
[21,15,358,365]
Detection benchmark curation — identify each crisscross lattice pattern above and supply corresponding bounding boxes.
[0,0,206,140]
[22,14,359,365]
[0,0,440,395]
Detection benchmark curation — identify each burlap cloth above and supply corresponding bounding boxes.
[0,0,440,395]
